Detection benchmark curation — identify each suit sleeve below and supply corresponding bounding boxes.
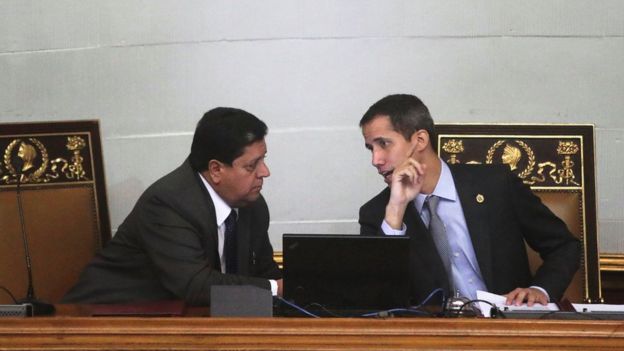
[248,197,282,280]
[359,201,386,236]
[507,171,581,300]
[137,195,274,306]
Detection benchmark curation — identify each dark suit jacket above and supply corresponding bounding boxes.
[359,163,580,303]
[63,160,281,305]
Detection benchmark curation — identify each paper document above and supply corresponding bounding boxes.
[476,290,559,318]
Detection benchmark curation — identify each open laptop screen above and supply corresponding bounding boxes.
[282,234,411,312]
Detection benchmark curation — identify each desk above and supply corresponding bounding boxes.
[1,311,624,350]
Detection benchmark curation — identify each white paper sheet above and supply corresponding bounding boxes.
[476,290,559,317]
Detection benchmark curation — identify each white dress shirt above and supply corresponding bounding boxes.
[199,174,278,295]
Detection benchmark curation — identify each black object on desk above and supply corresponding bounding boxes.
[282,234,411,316]
[211,285,273,317]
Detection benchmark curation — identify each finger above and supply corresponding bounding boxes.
[513,290,528,306]
[526,292,536,307]
[504,289,518,305]
[396,167,416,184]
[406,160,425,181]
[534,290,548,305]
[406,159,425,175]
[405,166,421,186]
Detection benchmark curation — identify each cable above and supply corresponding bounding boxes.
[413,288,446,310]
[276,288,446,319]
[361,308,431,318]
[456,299,501,318]
[16,168,36,301]
[0,286,18,303]
[274,296,319,318]
[361,288,445,318]
[303,303,345,317]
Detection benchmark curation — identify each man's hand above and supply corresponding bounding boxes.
[504,287,548,306]
[385,158,426,229]
[276,279,283,297]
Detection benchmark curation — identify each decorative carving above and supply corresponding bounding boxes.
[1,135,89,184]
[441,139,464,164]
[50,136,88,180]
[2,138,49,184]
[485,140,535,180]
[527,161,557,185]
[555,141,580,186]
[438,135,582,187]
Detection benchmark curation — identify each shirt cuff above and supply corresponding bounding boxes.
[269,279,278,296]
[529,285,550,301]
[381,220,407,236]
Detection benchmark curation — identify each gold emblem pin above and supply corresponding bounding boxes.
[476,194,485,203]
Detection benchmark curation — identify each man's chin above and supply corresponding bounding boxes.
[235,192,262,207]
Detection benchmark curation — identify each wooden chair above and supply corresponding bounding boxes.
[0,120,111,304]
[436,123,601,303]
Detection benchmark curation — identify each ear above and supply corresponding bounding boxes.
[205,159,224,184]
[411,129,430,152]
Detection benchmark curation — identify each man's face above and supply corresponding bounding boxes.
[362,115,415,185]
[218,139,270,207]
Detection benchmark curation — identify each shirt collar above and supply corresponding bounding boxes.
[198,172,233,226]
[415,158,458,212]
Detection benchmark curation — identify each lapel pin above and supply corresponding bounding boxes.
[476,194,485,203]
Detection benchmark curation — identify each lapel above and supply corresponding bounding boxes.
[184,162,221,270]
[235,207,251,275]
[404,201,451,293]
[448,164,494,290]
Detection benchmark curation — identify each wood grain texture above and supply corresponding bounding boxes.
[1,314,623,350]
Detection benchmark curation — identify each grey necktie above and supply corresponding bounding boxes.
[425,195,454,293]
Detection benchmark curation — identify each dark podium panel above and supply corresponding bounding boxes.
[435,124,600,303]
[0,120,111,304]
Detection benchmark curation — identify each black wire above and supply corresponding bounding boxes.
[304,303,345,317]
[0,286,18,303]
[457,299,502,318]
[276,288,446,319]
[360,288,445,318]
[363,308,433,318]
[16,171,36,300]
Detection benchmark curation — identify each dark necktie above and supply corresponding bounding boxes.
[224,210,238,274]
[425,195,454,293]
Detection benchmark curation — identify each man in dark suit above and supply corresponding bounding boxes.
[63,107,282,305]
[358,94,579,306]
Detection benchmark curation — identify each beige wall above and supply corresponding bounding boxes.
[1,1,623,252]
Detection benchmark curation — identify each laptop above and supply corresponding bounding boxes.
[281,234,411,316]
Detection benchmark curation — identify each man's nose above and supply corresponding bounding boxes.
[257,161,270,178]
[372,149,385,167]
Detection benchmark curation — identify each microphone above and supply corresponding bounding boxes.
[13,157,55,316]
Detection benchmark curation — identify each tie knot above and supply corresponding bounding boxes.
[426,195,440,213]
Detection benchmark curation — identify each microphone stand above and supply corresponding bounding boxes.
[14,164,55,316]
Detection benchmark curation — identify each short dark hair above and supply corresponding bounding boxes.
[189,107,268,171]
[359,94,437,149]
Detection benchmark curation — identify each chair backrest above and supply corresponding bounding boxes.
[436,124,601,303]
[0,120,111,304]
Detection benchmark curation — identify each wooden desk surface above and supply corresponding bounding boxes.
[1,305,624,351]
